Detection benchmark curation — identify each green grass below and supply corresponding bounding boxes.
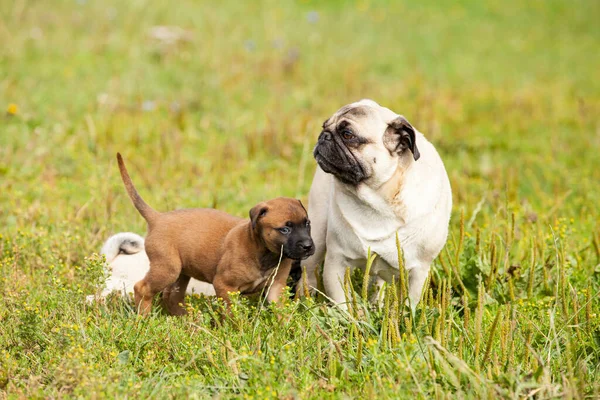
[1,0,600,398]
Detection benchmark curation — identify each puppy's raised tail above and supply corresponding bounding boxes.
[100,232,145,263]
[117,153,159,224]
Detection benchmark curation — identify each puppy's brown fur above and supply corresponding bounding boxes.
[116,153,312,316]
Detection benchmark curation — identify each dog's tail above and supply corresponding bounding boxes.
[117,153,159,224]
[100,232,145,263]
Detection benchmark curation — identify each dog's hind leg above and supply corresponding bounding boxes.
[134,255,182,316]
[162,274,191,316]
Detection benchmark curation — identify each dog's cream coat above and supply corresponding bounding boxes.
[303,99,452,307]
[86,232,215,303]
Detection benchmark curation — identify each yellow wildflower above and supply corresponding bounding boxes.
[7,104,18,115]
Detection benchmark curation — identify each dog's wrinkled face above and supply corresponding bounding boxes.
[249,198,315,260]
[313,99,420,188]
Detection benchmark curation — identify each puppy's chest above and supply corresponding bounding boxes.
[240,255,282,294]
[240,269,275,294]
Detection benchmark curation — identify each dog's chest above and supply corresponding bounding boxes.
[329,188,419,269]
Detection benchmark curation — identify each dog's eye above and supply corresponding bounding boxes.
[341,130,354,140]
[278,227,291,235]
[306,220,311,226]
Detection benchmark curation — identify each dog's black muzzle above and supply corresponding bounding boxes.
[313,131,366,185]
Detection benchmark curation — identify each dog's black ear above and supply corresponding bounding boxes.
[383,116,420,161]
[249,203,269,229]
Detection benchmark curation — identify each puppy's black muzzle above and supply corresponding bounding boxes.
[283,221,315,261]
[298,239,315,259]
[284,238,315,260]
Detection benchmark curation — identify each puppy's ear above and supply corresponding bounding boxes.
[383,116,420,161]
[249,203,269,229]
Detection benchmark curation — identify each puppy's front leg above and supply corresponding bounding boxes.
[212,276,237,313]
[265,259,292,303]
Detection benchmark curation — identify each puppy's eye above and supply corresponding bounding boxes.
[306,220,311,226]
[341,130,354,140]
[278,227,291,235]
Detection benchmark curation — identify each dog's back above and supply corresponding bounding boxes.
[145,208,242,282]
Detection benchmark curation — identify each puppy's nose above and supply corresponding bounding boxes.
[298,240,314,252]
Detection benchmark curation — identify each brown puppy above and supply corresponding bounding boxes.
[116,153,315,316]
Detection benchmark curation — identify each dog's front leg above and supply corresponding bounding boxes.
[298,167,330,295]
[369,275,387,307]
[407,262,431,309]
[322,252,352,309]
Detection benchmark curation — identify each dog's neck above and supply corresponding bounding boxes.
[378,163,408,203]
[338,156,415,224]
[335,177,400,217]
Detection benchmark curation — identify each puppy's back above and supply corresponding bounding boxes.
[146,208,244,281]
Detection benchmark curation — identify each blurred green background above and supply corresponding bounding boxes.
[1,0,599,397]
[2,0,598,238]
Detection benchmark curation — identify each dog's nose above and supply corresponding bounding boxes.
[298,240,314,252]
[319,131,332,142]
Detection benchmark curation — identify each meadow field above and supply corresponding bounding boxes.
[1,0,599,398]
